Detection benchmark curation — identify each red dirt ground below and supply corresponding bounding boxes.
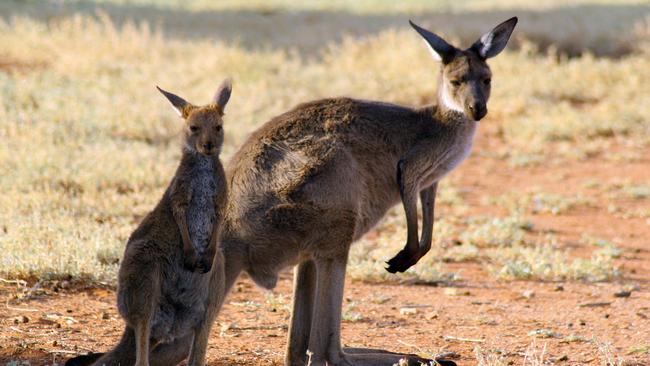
[1,132,649,366]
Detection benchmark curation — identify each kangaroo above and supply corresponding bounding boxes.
[66,80,232,366]
[215,18,517,366]
[68,17,517,366]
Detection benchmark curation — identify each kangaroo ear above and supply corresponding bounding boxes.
[213,78,232,112]
[471,17,518,59]
[409,20,457,64]
[157,86,192,118]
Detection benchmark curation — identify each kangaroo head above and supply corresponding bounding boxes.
[410,17,517,121]
[157,78,232,156]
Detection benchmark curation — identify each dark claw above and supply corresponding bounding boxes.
[197,256,213,274]
[183,251,203,272]
[385,248,419,273]
[65,353,104,366]
[401,355,453,366]
[435,359,458,366]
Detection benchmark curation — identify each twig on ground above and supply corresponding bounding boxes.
[6,299,39,312]
[579,302,612,308]
[48,349,77,355]
[443,335,485,343]
[229,324,288,331]
[0,278,27,286]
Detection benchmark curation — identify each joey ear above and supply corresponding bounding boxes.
[212,78,232,112]
[156,86,192,118]
[409,20,457,63]
[471,17,518,59]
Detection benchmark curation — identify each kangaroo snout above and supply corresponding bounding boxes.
[202,141,214,151]
[468,103,487,121]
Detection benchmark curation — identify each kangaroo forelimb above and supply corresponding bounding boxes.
[171,182,198,271]
[418,183,437,257]
[386,181,437,273]
[386,158,426,273]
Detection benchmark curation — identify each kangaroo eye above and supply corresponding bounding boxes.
[215,125,222,132]
[483,78,491,85]
[451,80,462,87]
[189,125,199,132]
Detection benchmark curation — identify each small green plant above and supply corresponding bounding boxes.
[265,292,289,313]
[490,240,620,282]
[342,302,363,322]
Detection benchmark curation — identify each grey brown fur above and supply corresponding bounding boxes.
[68,17,516,366]
[66,80,233,366]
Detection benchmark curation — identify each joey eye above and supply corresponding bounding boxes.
[450,80,462,87]
[483,78,491,85]
[189,125,199,132]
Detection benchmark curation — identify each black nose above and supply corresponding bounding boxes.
[203,142,214,151]
[469,103,487,120]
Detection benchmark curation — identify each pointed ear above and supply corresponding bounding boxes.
[156,86,192,118]
[471,17,518,59]
[409,20,457,63]
[213,78,232,112]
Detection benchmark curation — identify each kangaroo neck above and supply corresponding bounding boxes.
[182,148,218,170]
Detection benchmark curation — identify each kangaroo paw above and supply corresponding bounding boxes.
[385,248,419,273]
[183,250,201,272]
[196,255,214,274]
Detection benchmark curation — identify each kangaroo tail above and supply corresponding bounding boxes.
[66,327,135,366]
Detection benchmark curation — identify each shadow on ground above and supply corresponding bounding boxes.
[2,1,650,57]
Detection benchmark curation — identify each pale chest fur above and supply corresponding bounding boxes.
[186,157,218,254]
[423,122,477,186]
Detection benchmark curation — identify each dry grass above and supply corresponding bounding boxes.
[0,2,648,285]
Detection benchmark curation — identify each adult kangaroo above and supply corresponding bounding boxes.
[220,17,518,366]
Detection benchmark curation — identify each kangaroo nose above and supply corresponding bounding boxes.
[469,103,487,121]
[203,142,214,151]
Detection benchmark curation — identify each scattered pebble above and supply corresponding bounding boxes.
[554,284,564,291]
[558,355,569,361]
[400,307,417,316]
[425,311,439,320]
[436,351,460,359]
[579,319,586,326]
[522,290,535,299]
[444,288,470,296]
[614,290,631,298]
[101,312,110,320]
[13,315,29,324]
[528,328,560,338]
[623,283,641,292]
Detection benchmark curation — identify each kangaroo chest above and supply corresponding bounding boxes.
[186,158,218,253]
[423,122,477,186]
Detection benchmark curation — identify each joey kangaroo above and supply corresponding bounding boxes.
[69,17,517,366]
[66,80,232,366]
